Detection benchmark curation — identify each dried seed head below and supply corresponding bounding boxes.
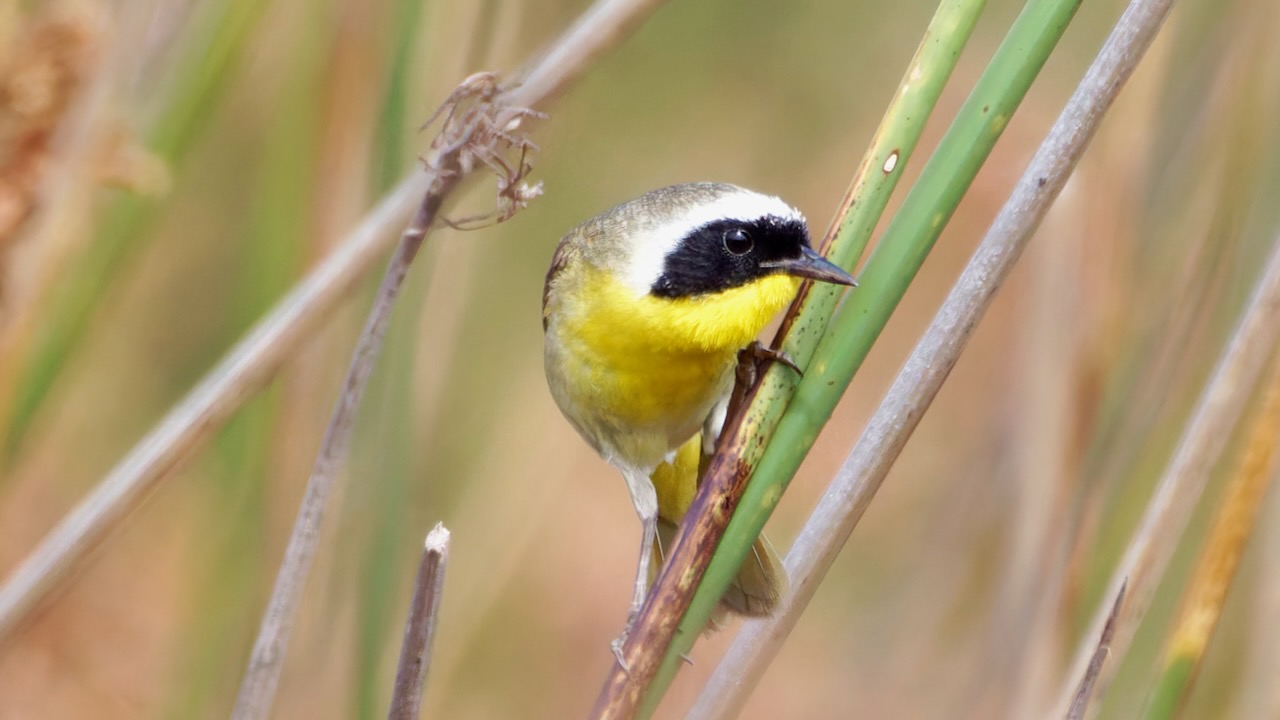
[418,73,546,230]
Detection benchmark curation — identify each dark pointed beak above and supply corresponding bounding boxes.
[762,246,858,286]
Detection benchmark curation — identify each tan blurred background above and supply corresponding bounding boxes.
[2,0,1279,717]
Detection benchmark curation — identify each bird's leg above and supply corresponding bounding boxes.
[628,511,658,620]
[613,466,659,672]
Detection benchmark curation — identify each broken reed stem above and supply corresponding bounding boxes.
[689,0,1176,716]
[1067,580,1128,720]
[228,1,668,717]
[387,523,451,720]
[231,198,441,719]
[0,0,667,654]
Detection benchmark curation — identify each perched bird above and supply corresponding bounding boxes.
[541,182,856,634]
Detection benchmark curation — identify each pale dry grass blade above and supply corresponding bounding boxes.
[0,0,670,650]
[1009,23,1173,717]
[230,0,669,714]
[994,178,1083,718]
[231,197,445,719]
[1048,234,1280,716]
[690,0,1176,715]
[0,174,427,645]
[1138,357,1280,719]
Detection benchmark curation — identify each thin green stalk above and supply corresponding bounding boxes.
[634,0,1082,713]
[372,0,430,193]
[777,0,989,375]
[762,0,1080,492]
[597,0,988,714]
[4,0,268,460]
[162,10,320,709]
[688,0,1177,710]
[1143,657,1195,720]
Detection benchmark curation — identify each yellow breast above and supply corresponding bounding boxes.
[545,265,799,465]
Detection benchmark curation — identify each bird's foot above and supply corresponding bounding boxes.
[611,608,641,675]
[735,341,803,396]
[741,340,802,378]
[611,635,631,675]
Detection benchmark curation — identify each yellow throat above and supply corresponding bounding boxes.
[555,266,800,434]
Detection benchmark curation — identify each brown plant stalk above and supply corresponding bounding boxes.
[387,523,451,720]
[233,0,668,713]
[1067,580,1127,720]
[231,69,546,718]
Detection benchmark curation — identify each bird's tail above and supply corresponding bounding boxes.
[653,519,788,626]
[650,434,789,628]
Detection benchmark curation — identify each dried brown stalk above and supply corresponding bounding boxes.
[0,0,668,653]
[387,524,451,720]
[232,72,544,718]
[1066,580,1127,720]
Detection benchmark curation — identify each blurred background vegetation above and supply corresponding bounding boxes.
[1,0,1278,718]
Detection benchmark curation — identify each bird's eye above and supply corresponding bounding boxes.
[724,227,753,255]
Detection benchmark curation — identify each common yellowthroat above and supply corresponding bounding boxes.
[541,183,856,633]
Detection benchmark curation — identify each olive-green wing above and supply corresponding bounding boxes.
[542,236,577,331]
